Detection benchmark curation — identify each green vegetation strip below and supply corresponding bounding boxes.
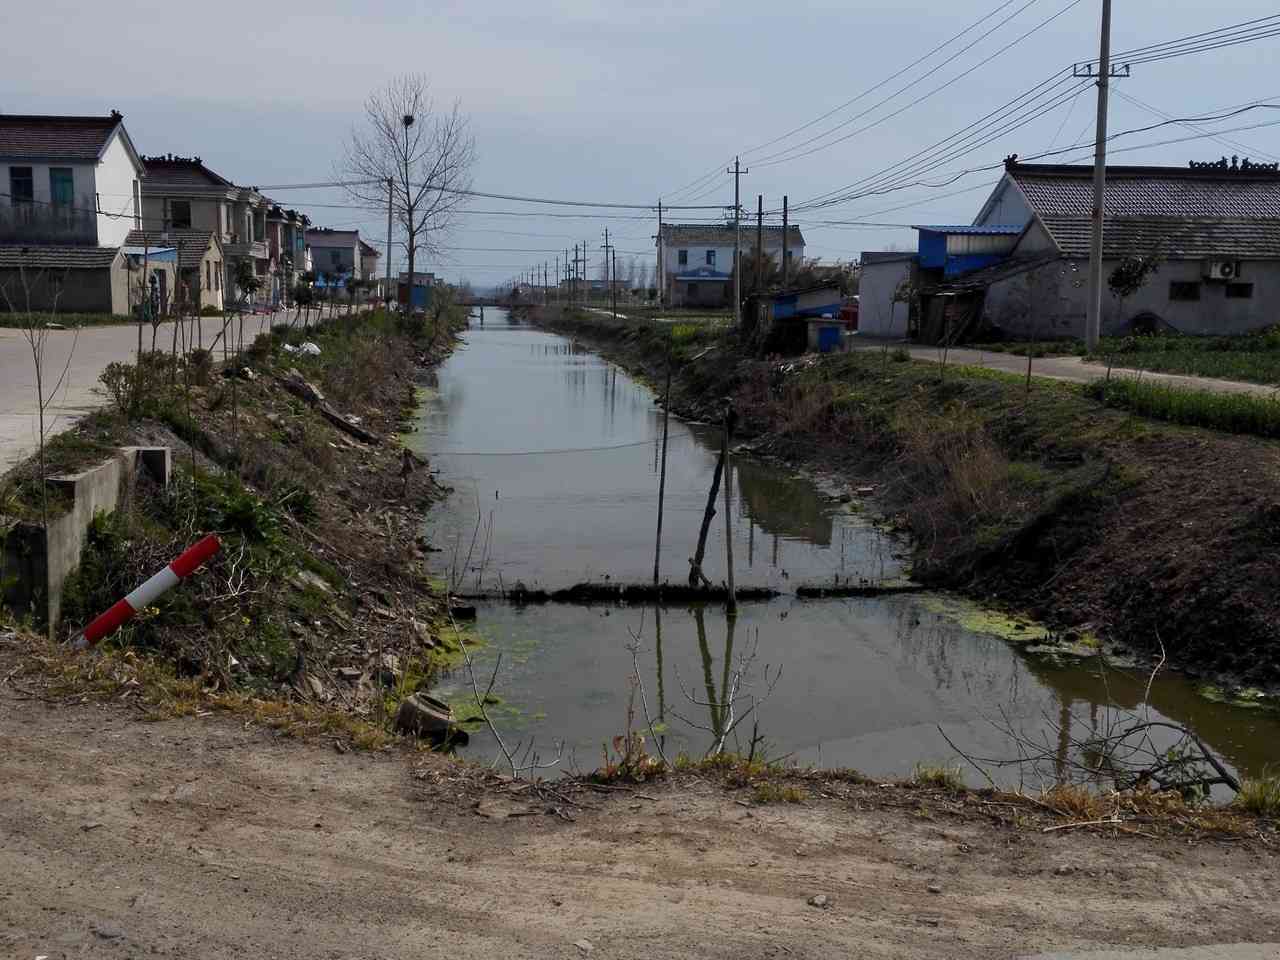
[1085,378,1280,438]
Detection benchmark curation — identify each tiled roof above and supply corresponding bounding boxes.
[0,245,119,269]
[125,230,217,269]
[142,155,236,189]
[1039,216,1280,260]
[1009,163,1280,219]
[0,113,122,161]
[934,254,1062,291]
[660,223,805,247]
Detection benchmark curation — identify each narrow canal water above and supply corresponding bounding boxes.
[413,310,1280,786]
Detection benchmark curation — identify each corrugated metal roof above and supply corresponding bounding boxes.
[912,224,1024,235]
[0,113,122,161]
[0,245,119,269]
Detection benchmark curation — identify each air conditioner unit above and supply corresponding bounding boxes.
[1202,259,1243,280]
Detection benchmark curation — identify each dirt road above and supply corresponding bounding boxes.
[2,685,1277,959]
[849,339,1278,397]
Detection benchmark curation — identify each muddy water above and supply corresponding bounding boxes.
[414,311,1280,785]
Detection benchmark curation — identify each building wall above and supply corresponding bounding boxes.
[0,159,99,245]
[141,195,224,237]
[983,257,1280,337]
[974,175,1032,228]
[858,258,914,337]
[659,237,804,295]
[95,133,140,246]
[0,265,116,313]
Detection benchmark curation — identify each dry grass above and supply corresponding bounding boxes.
[1235,769,1280,818]
[5,633,394,751]
[911,763,966,791]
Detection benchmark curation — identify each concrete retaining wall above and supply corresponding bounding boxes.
[1,446,169,631]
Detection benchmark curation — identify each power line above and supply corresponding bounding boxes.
[751,0,1088,170]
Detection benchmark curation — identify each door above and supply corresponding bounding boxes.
[818,324,841,353]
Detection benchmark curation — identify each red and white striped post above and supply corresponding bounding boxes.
[73,534,221,650]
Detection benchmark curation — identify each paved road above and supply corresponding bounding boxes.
[0,308,331,475]
[850,338,1279,398]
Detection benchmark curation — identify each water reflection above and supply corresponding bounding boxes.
[421,312,1280,785]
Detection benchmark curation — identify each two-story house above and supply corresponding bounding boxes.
[141,155,275,308]
[359,239,381,283]
[306,228,360,286]
[0,112,168,315]
[267,205,310,306]
[657,223,805,307]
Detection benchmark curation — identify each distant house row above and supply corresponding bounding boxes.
[859,157,1280,342]
[0,112,384,316]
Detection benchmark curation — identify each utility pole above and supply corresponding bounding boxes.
[728,157,748,326]
[555,254,560,304]
[384,177,394,310]
[602,228,615,319]
[755,194,763,293]
[657,199,664,310]
[782,195,790,287]
[1085,0,1115,352]
[612,247,618,318]
[582,239,589,304]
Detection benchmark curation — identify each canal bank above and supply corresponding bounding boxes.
[414,309,1280,792]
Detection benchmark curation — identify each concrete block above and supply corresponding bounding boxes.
[0,445,172,632]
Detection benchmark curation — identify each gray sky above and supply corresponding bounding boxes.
[5,0,1279,288]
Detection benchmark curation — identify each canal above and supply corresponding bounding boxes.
[412,310,1280,786]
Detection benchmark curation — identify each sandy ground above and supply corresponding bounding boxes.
[2,683,1277,960]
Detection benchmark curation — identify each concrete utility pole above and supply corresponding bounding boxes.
[782,195,790,287]
[384,177,394,309]
[656,199,664,309]
[602,228,615,319]
[728,157,748,326]
[1085,0,1114,352]
[755,194,763,293]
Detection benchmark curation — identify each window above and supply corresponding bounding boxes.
[706,249,716,266]
[1169,281,1201,301]
[215,262,221,291]
[330,250,342,268]
[49,168,73,207]
[1226,282,1255,299]
[205,261,211,290]
[677,249,688,266]
[9,166,33,205]
[170,200,191,229]
[132,179,140,228]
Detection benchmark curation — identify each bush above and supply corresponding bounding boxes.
[1236,768,1280,818]
[891,346,912,363]
[199,305,223,317]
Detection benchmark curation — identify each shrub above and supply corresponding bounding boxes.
[911,763,965,791]
[199,305,223,317]
[891,346,911,363]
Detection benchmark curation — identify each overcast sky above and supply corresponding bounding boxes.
[5,0,1279,288]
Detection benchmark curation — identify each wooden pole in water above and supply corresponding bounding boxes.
[653,333,673,586]
[722,403,737,615]
[689,445,724,588]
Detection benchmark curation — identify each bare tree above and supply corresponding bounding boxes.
[339,74,476,305]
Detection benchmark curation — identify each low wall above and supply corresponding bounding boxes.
[1,447,169,631]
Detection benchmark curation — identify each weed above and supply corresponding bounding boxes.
[1235,768,1280,818]
[751,782,805,804]
[911,763,965,791]
[890,345,911,363]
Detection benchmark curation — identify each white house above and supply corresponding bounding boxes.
[657,223,805,307]
[0,111,143,249]
[857,252,916,337]
[0,112,150,314]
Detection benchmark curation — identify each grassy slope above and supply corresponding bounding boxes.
[536,306,1280,687]
[2,306,472,741]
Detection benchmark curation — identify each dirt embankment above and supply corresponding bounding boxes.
[1,308,470,740]
[529,307,1280,692]
[2,683,1278,960]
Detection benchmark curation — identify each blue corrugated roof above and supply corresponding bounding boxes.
[911,224,1023,235]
